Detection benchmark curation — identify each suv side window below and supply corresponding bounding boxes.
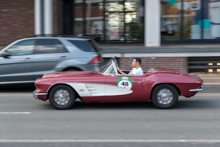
[7,39,36,56]
[34,39,67,54]
[68,40,96,52]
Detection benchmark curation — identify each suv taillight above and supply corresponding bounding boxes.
[88,56,101,64]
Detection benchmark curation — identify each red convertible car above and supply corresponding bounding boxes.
[33,57,203,109]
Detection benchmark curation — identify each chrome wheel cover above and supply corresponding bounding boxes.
[54,89,70,106]
[157,88,173,105]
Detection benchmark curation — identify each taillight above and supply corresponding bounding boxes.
[88,56,101,64]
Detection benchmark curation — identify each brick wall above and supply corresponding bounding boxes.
[0,0,35,46]
[119,57,188,72]
[0,0,63,46]
[53,0,63,34]
[52,0,57,34]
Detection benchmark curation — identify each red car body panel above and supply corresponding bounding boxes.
[34,68,203,103]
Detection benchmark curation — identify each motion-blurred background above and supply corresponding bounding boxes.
[0,0,220,75]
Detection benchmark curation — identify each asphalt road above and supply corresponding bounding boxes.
[0,85,219,147]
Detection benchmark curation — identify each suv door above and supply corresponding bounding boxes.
[32,39,69,79]
[0,39,35,83]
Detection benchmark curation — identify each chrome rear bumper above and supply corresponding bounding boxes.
[33,90,47,100]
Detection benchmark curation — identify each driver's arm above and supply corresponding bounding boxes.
[117,67,127,75]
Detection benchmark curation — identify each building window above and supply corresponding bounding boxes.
[85,0,104,42]
[161,0,181,41]
[202,0,220,39]
[125,0,144,43]
[105,0,125,42]
[161,0,220,42]
[72,0,144,43]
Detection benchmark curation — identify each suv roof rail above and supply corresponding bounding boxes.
[24,34,96,39]
[25,34,77,38]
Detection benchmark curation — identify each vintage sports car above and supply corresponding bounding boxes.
[33,57,203,109]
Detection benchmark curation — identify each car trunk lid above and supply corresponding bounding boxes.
[147,68,203,82]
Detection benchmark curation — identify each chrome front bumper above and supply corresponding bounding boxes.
[189,83,204,92]
[33,90,47,100]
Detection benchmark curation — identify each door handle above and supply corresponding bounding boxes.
[60,56,67,60]
[24,58,31,61]
[134,79,142,83]
[134,79,141,81]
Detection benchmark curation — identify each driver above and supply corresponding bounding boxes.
[117,57,143,75]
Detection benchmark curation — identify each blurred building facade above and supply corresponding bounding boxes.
[0,0,220,73]
[1,0,219,45]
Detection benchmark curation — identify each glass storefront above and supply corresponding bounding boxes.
[203,0,220,39]
[161,0,182,41]
[125,0,144,42]
[85,0,104,41]
[105,0,124,42]
[62,0,219,43]
[72,0,144,43]
[161,0,220,42]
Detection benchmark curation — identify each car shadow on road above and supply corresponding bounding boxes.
[73,101,156,110]
[175,99,218,109]
[37,101,155,110]
[0,84,35,92]
[41,98,217,110]
[35,98,218,110]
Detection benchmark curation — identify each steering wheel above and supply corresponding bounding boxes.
[112,71,116,76]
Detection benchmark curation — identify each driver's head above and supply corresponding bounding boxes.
[132,58,142,67]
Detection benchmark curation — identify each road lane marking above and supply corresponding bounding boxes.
[0,139,219,143]
[0,94,32,96]
[0,112,31,114]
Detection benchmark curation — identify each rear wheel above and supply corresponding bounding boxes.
[151,84,179,109]
[49,85,76,110]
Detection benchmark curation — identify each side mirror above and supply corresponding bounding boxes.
[1,52,11,58]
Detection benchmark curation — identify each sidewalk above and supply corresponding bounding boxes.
[100,44,220,53]
[196,74,220,85]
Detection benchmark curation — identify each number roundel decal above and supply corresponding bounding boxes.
[117,77,133,90]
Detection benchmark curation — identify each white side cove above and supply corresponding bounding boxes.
[66,83,133,97]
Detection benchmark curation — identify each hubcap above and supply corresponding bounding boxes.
[54,89,70,106]
[157,88,173,105]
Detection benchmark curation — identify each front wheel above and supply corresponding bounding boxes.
[49,85,76,110]
[151,84,179,109]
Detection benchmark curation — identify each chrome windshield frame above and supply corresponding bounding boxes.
[100,57,119,76]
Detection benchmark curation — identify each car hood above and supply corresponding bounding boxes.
[147,68,203,82]
[42,71,100,78]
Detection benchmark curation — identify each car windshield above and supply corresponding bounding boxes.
[100,58,116,75]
